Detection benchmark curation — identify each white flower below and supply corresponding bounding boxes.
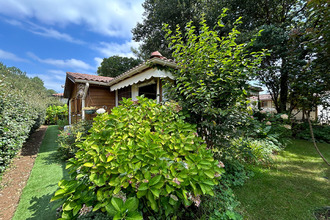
[283,124,291,129]
[281,114,288,120]
[266,121,272,125]
[96,108,106,114]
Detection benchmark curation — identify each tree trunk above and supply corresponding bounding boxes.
[279,59,288,113]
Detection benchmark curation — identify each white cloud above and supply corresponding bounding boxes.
[27,22,86,44]
[27,72,64,92]
[27,52,93,70]
[94,57,103,69]
[94,40,140,58]
[0,49,28,62]
[48,69,67,80]
[5,19,85,44]
[0,0,145,37]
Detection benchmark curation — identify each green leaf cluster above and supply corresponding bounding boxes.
[163,10,266,149]
[52,97,224,219]
[45,104,68,125]
[97,56,142,78]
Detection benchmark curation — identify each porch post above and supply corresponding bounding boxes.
[156,78,160,103]
[68,99,72,125]
[115,90,118,107]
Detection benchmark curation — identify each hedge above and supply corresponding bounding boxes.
[0,63,55,173]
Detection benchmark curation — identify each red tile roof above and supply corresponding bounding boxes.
[52,93,64,97]
[67,72,113,83]
[109,52,177,86]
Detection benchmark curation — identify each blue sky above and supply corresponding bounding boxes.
[0,0,145,92]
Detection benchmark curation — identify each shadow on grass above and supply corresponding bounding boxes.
[24,126,69,219]
[26,192,60,220]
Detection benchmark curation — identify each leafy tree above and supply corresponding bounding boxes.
[97,56,142,78]
[163,11,266,148]
[288,0,330,119]
[132,0,222,59]
[46,89,58,96]
[134,0,330,116]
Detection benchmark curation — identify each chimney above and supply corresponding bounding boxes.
[150,51,163,59]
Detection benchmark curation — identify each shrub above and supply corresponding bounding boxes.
[57,121,92,160]
[293,122,330,143]
[0,63,51,173]
[45,104,68,125]
[52,97,224,219]
[230,138,282,166]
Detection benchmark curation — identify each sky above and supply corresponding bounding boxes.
[0,0,145,92]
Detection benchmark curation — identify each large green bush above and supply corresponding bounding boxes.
[57,120,92,160]
[45,104,68,125]
[53,97,224,219]
[0,63,52,173]
[293,122,330,143]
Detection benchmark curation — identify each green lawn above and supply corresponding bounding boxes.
[13,125,67,220]
[233,139,330,220]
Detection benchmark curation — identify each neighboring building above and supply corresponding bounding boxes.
[52,93,68,104]
[250,94,318,121]
[63,52,177,124]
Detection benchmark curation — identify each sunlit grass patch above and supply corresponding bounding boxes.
[234,139,330,220]
[13,126,67,220]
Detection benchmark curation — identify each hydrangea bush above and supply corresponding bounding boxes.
[52,97,224,219]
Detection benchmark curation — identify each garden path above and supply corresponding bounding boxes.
[0,126,47,220]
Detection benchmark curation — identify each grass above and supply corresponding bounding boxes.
[233,139,330,220]
[13,125,67,220]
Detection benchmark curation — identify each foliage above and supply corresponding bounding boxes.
[293,122,330,144]
[97,56,142,78]
[0,62,52,173]
[132,0,208,59]
[248,112,292,146]
[133,0,329,116]
[45,104,68,125]
[163,11,266,149]
[57,120,92,160]
[57,118,69,129]
[52,97,224,219]
[77,211,110,220]
[197,184,242,220]
[230,138,282,166]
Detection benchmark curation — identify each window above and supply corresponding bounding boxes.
[139,84,157,100]
[118,86,131,103]
[261,101,268,108]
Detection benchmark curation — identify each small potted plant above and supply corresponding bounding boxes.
[83,106,97,114]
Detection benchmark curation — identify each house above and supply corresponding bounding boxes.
[63,52,177,124]
[52,93,68,104]
[63,51,266,125]
[250,94,319,121]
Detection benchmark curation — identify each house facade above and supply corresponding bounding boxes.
[250,94,319,121]
[63,52,177,124]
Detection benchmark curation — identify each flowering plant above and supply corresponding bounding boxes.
[96,108,106,114]
[82,106,97,110]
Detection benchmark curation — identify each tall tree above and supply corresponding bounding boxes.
[97,56,142,78]
[132,0,222,59]
[134,0,329,115]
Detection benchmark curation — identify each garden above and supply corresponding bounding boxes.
[1,4,330,220]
